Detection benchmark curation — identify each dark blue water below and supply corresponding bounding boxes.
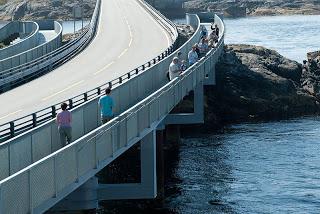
[167,118,320,213]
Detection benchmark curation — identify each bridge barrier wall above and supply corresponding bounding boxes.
[0,20,62,73]
[0,0,178,141]
[0,21,40,60]
[0,0,101,88]
[0,12,199,183]
[0,14,225,213]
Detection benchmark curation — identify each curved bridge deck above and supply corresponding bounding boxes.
[0,1,224,213]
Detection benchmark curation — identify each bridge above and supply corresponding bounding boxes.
[0,0,224,213]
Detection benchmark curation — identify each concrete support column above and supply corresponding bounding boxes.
[156,129,165,199]
[98,131,157,200]
[164,83,204,125]
[140,130,157,197]
[51,177,98,212]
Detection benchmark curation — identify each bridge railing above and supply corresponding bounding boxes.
[0,0,179,142]
[0,21,62,75]
[0,14,224,214]
[0,10,194,184]
[0,0,100,90]
[0,21,40,60]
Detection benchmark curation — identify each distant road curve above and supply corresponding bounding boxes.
[0,0,172,125]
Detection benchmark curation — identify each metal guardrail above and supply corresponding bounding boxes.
[0,21,40,60]
[0,0,179,143]
[0,21,62,75]
[0,15,225,214]
[0,0,101,91]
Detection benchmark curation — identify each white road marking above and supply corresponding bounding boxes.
[118,48,128,58]
[0,110,23,120]
[94,61,115,75]
[42,80,85,101]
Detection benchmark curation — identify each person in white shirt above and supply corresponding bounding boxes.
[169,57,181,80]
[188,45,199,66]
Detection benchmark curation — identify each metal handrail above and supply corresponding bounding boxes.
[0,0,179,142]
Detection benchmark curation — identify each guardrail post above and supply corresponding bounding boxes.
[69,99,73,109]
[84,93,88,102]
[162,53,165,59]
[153,59,156,64]
[32,113,37,128]
[148,62,151,67]
[142,65,145,70]
[135,68,139,75]
[97,87,101,95]
[108,82,112,89]
[51,106,56,118]
[9,122,15,137]
[119,77,122,84]
[158,56,161,61]
[127,73,131,79]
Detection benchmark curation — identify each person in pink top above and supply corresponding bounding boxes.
[56,103,72,146]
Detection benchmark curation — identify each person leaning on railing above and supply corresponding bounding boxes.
[56,103,72,147]
[99,87,115,124]
[168,57,182,81]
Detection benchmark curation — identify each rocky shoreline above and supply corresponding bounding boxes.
[1,0,320,21]
[180,44,320,135]
[0,0,96,21]
[184,0,320,18]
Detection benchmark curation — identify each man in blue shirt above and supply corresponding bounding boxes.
[98,87,115,124]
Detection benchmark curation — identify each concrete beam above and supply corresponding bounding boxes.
[164,83,204,125]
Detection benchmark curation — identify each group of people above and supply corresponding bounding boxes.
[56,88,115,146]
[56,23,221,146]
[168,23,220,81]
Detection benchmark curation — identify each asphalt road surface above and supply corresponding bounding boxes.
[0,0,172,125]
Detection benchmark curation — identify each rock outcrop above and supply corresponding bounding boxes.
[0,0,96,21]
[181,45,320,133]
[183,0,320,17]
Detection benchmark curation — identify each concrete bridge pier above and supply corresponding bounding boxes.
[156,128,166,199]
[164,83,204,125]
[98,130,157,200]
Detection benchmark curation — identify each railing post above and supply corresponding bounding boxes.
[84,93,88,102]
[9,122,14,137]
[32,113,37,128]
[119,77,122,84]
[97,87,101,95]
[142,65,145,70]
[135,68,139,75]
[153,59,156,64]
[108,82,112,89]
[51,106,56,119]
[148,62,151,67]
[127,73,131,79]
[69,99,73,109]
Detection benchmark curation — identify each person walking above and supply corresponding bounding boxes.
[56,103,72,146]
[99,87,115,124]
[188,45,199,66]
[169,57,182,80]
